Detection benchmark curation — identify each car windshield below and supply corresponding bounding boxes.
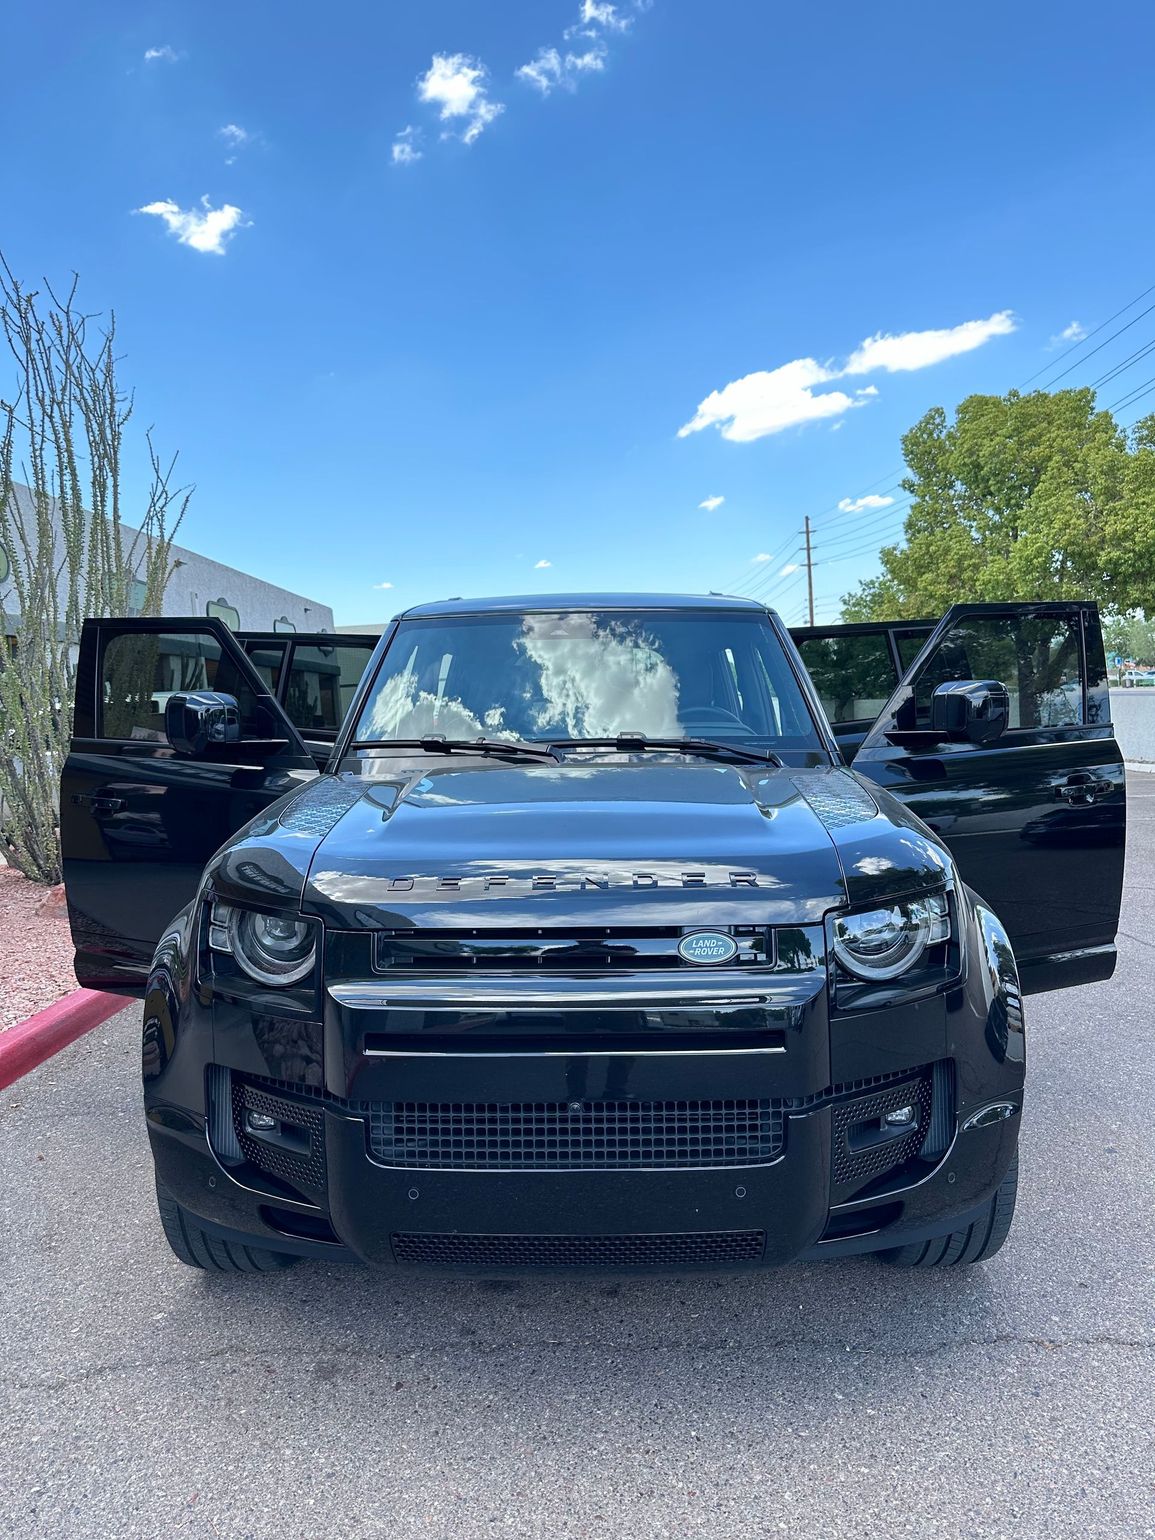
[352,609,823,753]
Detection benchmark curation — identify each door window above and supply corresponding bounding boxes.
[241,641,288,693]
[909,613,1084,730]
[100,631,258,742]
[795,633,898,724]
[283,642,372,734]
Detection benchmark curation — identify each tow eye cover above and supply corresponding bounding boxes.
[678,931,739,966]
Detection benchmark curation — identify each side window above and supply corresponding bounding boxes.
[796,633,898,724]
[283,643,371,734]
[894,627,934,672]
[910,614,1084,730]
[241,641,288,693]
[100,631,258,742]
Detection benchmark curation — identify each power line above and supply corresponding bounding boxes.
[1108,373,1155,413]
[1033,301,1155,390]
[1018,279,1155,389]
[1086,335,1155,390]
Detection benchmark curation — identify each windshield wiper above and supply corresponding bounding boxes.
[353,735,560,762]
[551,734,782,767]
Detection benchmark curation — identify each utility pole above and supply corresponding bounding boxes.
[803,515,815,625]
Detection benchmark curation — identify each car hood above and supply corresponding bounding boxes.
[205,759,952,930]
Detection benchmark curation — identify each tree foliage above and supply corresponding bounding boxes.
[1102,611,1155,665]
[0,259,190,882]
[841,388,1155,622]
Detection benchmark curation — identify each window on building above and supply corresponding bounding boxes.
[205,597,240,630]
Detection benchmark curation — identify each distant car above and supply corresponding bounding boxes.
[1121,669,1155,687]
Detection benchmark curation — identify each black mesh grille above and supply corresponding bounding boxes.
[363,1098,785,1170]
[391,1230,766,1268]
[232,1081,326,1195]
[831,1072,934,1194]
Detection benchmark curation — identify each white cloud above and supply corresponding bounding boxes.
[517,44,606,95]
[752,552,772,563]
[372,581,394,590]
[698,495,725,512]
[578,1,632,29]
[417,54,504,144]
[1049,319,1087,349]
[680,310,1016,443]
[842,311,1017,375]
[524,0,647,96]
[838,494,895,514]
[143,45,179,63]
[678,358,860,443]
[780,562,799,576]
[218,124,253,164]
[136,197,248,255]
[392,126,423,165]
[534,559,552,569]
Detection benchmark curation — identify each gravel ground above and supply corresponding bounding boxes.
[0,783,1152,1539]
[0,866,77,1030]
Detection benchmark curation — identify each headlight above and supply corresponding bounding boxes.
[209,902,317,986]
[832,892,950,981]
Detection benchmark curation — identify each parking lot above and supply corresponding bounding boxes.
[1,781,1152,1540]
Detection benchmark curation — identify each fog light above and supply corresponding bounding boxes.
[884,1104,916,1127]
[246,1110,279,1133]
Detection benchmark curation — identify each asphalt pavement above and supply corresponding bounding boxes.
[2,782,1153,1540]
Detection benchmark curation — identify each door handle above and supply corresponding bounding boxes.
[71,793,125,815]
[1055,776,1110,805]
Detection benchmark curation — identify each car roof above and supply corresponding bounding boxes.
[395,592,772,620]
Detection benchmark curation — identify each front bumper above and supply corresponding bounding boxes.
[144,909,1025,1273]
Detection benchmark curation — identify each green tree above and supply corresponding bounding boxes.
[1102,611,1155,665]
[841,389,1155,621]
[0,260,190,883]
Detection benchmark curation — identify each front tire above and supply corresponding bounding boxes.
[878,1151,1018,1267]
[155,1182,298,1272]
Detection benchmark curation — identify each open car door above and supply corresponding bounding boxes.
[62,617,318,995]
[851,601,1125,995]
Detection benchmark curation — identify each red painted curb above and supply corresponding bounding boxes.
[0,988,128,1091]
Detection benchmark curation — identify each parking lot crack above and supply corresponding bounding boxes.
[6,1331,1151,1394]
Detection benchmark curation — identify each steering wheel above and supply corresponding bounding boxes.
[679,706,746,730]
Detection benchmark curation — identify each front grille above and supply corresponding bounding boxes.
[391,1230,766,1268]
[375,926,771,973]
[364,1098,784,1170]
[831,1071,934,1195]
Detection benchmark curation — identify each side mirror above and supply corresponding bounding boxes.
[930,680,1010,745]
[165,692,242,755]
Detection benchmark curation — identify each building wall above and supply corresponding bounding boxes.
[1,483,333,634]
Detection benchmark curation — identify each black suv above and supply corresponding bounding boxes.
[61,595,1124,1274]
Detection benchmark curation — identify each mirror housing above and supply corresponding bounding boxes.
[165,692,242,756]
[930,679,1010,745]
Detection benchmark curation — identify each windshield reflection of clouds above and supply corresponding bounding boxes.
[363,613,682,741]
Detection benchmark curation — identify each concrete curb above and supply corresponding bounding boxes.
[0,988,127,1091]
[1125,761,1155,774]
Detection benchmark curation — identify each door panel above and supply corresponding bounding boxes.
[63,618,318,994]
[852,602,1125,993]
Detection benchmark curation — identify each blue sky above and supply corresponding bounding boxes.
[3,1,1154,625]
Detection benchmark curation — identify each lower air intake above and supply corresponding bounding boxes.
[365,1098,784,1170]
[391,1230,766,1269]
